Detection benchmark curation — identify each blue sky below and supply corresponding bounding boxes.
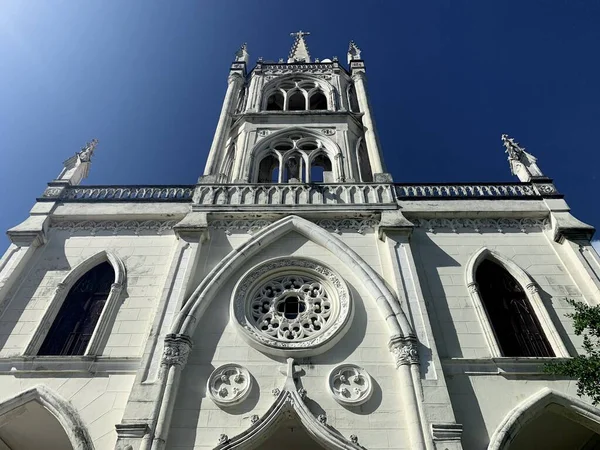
[1,1,599,244]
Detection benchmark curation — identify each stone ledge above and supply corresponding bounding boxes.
[0,356,142,374]
[441,357,571,375]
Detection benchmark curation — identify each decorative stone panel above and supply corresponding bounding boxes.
[207,364,253,406]
[328,364,373,406]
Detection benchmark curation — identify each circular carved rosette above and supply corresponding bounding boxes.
[207,364,252,406]
[328,364,373,406]
[232,257,353,357]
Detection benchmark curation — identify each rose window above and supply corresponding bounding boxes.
[251,275,331,341]
[232,257,352,356]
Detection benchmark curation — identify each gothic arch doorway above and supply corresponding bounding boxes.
[488,388,600,450]
[0,386,94,450]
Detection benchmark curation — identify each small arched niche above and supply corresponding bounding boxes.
[257,154,280,183]
[288,90,306,111]
[357,141,373,182]
[309,90,327,111]
[266,91,284,111]
[310,153,333,183]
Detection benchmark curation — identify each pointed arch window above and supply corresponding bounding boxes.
[288,90,306,111]
[309,90,327,110]
[465,248,569,358]
[476,260,554,357]
[357,141,373,182]
[266,91,284,111]
[310,153,332,183]
[38,262,114,356]
[25,251,126,357]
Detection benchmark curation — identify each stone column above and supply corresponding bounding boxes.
[203,73,244,176]
[352,71,385,175]
[389,337,427,450]
[150,334,192,450]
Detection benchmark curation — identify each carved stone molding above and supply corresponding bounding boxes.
[414,218,550,233]
[51,220,178,235]
[328,364,373,406]
[232,257,352,356]
[431,423,463,441]
[209,217,379,235]
[389,336,419,367]
[316,217,379,234]
[207,364,253,406]
[161,334,192,367]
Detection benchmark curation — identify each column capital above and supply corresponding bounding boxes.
[388,335,419,367]
[161,334,193,367]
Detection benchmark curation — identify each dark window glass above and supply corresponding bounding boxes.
[476,260,554,357]
[38,262,114,356]
[266,92,284,111]
[288,91,305,110]
[309,91,327,110]
[277,296,306,319]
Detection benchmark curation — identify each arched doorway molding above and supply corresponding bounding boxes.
[24,250,126,356]
[465,247,569,357]
[0,385,95,450]
[216,358,362,450]
[488,387,600,450]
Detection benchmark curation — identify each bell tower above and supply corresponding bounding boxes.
[200,33,390,184]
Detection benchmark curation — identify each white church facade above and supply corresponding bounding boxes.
[0,33,599,450]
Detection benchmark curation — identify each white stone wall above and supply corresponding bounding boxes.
[168,229,409,450]
[411,227,589,449]
[0,228,177,358]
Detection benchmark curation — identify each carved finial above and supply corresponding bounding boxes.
[347,40,362,64]
[501,134,544,182]
[78,138,98,162]
[288,31,311,63]
[234,43,249,64]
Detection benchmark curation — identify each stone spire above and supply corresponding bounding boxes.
[288,31,311,63]
[347,40,362,64]
[501,134,544,182]
[56,138,99,185]
[234,43,249,65]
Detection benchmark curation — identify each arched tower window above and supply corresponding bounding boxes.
[257,154,280,183]
[284,153,305,182]
[475,259,554,357]
[348,85,360,112]
[357,142,373,182]
[288,91,306,111]
[309,90,327,110]
[310,154,332,183]
[266,91,284,111]
[38,262,115,356]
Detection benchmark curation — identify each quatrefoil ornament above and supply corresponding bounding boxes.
[207,364,252,406]
[328,364,373,406]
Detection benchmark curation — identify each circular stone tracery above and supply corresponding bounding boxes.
[232,257,352,356]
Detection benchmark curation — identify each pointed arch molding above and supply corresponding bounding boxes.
[488,388,600,450]
[465,247,569,357]
[0,385,94,450]
[250,126,344,182]
[217,389,361,450]
[172,215,414,340]
[24,250,126,356]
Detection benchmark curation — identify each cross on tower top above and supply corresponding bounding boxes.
[288,30,311,63]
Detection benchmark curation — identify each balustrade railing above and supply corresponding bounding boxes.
[194,183,395,206]
[43,182,542,204]
[395,183,537,198]
[54,186,194,201]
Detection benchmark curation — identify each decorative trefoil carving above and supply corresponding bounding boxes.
[328,364,373,406]
[207,364,253,406]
